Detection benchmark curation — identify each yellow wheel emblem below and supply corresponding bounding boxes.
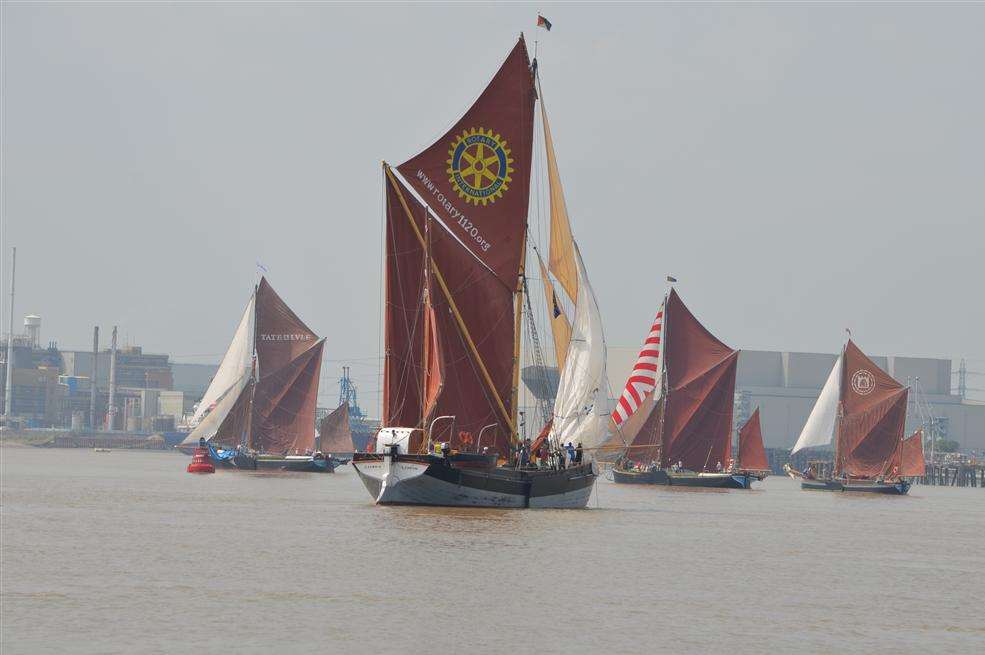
[446,128,513,206]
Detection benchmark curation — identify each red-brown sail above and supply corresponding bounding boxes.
[396,37,535,285]
[627,395,662,465]
[838,340,908,478]
[252,338,325,455]
[660,289,739,471]
[254,277,318,375]
[897,429,926,477]
[383,178,516,455]
[318,402,355,454]
[737,407,770,472]
[382,39,536,457]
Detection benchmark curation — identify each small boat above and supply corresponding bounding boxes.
[789,339,923,495]
[352,36,600,508]
[93,447,112,453]
[178,277,327,471]
[609,289,758,489]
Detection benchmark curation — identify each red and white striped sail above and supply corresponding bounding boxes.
[611,302,664,427]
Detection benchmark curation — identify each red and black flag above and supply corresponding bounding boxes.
[537,15,552,31]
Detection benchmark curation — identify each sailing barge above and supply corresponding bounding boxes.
[788,339,924,494]
[179,278,333,472]
[610,289,763,489]
[351,36,602,508]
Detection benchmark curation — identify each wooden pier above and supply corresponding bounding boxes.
[915,462,984,487]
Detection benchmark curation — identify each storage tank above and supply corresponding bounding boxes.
[24,315,41,348]
[70,411,85,432]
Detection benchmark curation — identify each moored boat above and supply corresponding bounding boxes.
[351,36,602,508]
[789,339,922,495]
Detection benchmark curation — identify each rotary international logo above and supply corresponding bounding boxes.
[851,369,876,395]
[447,128,513,206]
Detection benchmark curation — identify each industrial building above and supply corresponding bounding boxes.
[2,315,189,431]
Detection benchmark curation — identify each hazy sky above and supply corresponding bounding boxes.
[3,2,983,409]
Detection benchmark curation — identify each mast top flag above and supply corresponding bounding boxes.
[537,15,552,31]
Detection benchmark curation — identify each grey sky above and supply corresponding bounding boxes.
[3,2,983,409]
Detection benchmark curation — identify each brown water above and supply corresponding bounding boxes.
[2,447,983,654]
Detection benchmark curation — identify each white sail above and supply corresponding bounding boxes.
[180,372,250,446]
[190,294,255,427]
[791,353,842,454]
[550,244,609,452]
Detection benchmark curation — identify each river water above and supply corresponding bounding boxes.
[2,447,982,653]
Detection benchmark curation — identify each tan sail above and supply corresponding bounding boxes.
[536,252,571,371]
[541,95,579,303]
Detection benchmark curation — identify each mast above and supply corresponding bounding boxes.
[510,223,527,442]
[244,283,258,449]
[89,326,99,430]
[3,247,14,422]
[656,291,670,467]
[833,342,846,478]
[106,326,118,431]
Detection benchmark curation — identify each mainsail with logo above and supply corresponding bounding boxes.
[792,339,910,479]
[181,277,324,455]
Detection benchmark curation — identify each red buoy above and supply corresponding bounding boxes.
[187,447,215,474]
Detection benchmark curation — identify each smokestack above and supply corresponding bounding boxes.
[106,326,118,431]
[90,326,99,430]
[4,247,15,421]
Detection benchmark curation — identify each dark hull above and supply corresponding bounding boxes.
[801,478,910,495]
[612,468,755,489]
[352,453,596,508]
[254,456,337,473]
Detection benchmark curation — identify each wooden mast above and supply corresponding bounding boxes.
[510,223,527,443]
[384,163,516,436]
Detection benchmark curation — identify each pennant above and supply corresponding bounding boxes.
[537,15,552,31]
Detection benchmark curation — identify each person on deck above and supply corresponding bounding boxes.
[199,436,206,449]
[565,442,575,467]
[575,443,584,464]
[441,442,451,459]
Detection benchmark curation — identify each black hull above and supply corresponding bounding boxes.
[612,468,755,489]
[801,478,910,495]
[352,453,596,508]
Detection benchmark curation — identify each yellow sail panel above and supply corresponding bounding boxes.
[541,98,579,302]
[537,252,571,372]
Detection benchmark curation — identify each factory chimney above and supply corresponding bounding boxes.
[106,326,118,431]
[90,326,99,430]
[3,247,15,422]
[24,315,41,348]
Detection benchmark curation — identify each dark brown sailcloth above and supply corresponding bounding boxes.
[318,403,355,454]
[660,290,739,471]
[738,408,770,472]
[837,340,909,479]
[382,38,536,457]
[250,278,324,455]
[893,429,926,478]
